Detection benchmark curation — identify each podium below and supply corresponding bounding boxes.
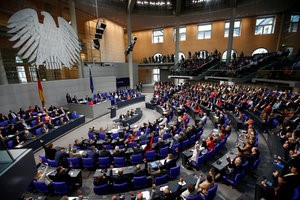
[110,107,116,118]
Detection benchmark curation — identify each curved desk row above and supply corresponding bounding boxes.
[121,110,143,127]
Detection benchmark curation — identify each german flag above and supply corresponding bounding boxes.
[36,68,45,107]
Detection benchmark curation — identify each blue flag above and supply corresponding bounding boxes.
[89,68,94,94]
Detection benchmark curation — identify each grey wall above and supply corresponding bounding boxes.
[160,69,171,82]
[0,76,116,114]
[84,62,138,86]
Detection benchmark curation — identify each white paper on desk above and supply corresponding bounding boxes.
[178,181,186,186]
[78,150,84,155]
[141,191,150,200]
[15,144,23,148]
[160,185,169,192]
[160,160,165,165]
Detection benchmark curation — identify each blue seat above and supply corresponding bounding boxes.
[250,156,261,171]
[39,155,48,163]
[7,140,13,149]
[162,132,170,140]
[98,157,110,169]
[82,158,94,169]
[292,185,300,200]
[169,165,180,179]
[67,157,80,168]
[222,173,243,187]
[52,182,69,195]
[131,153,143,165]
[241,161,249,175]
[153,136,159,143]
[128,142,137,148]
[186,194,202,200]
[112,132,119,139]
[133,176,147,189]
[171,143,180,154]
[113,182,128,193]
[33,180,49,193]
[35,128,42,135]
[145,150,156,162]
[154,174,168,186]
[201,184,218,200]
[31,120,37,126]
[191,154,206,169]
[93,183,110,195]
[159,146,169,158]
[47,159,58,167]
[0,120,9,127]
[181,139,189,151]
[114,157,125,167]
[98,133,106,140]
[189,135,196,146]
[205,150,214,162]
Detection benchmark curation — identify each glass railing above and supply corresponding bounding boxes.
[0,140,14,173]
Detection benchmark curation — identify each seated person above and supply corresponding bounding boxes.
[19,119,31,130]
[93,173,108,186]
[41,123,49,134]
[112,146,125,157]
[13,135,25,147]
[161,153,177,170]
[133,161,148,177]
[109,167,130,184]
[53,166,71,183]
[196,170,215,196]
[71,111,79,119]
[24,130,36,141]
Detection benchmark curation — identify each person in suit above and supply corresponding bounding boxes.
[13,135,25,147]
[161,154,176,170]
[93,173,108,186]
[54,166,71,183]
[112,146,125,157]
[24,130,36,141]
[245,147,260,167]
[0,113,9,122]
[155,137,167,152]
[8,110,18,121]
[99,145,111,157]
[86,146,99,163]
[41,123,49,134]
[54,147,68,167]
[110,167,130,184]
[8,124,18,135]
[40,140,57,160]
[19,119,31,130]
[133,160,148,177]
[132,143,144,155]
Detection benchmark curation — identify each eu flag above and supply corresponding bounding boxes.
[89,68,94,94]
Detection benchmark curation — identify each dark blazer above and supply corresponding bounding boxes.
[42,142,57,160]
[93,176,109,186]
[110,172,130,184]
[99,150,112,159]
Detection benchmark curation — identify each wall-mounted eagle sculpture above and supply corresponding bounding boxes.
[7,8,81,69]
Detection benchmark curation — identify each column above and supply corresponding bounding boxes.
[127,12,134,89]
[175,24,180,63]
[226,3,236,65]
[0,50,8,85]
[69,0,83,78]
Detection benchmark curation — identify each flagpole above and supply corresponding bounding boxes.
[36,65,46,107]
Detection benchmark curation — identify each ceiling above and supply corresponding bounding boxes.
[75,0,299,31]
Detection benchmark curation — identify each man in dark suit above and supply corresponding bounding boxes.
[133,161,148,177]
[110,167,130,184]
[98,146,112,160]
[8,110,18,121]
[112,146,125,157]
[86,146,99,163]
[155,137,167,152]
[40,140,57,160]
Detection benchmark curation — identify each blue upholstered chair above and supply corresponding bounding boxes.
[169,165,180,179]
[133,176,147,189]
[93,183,110,195]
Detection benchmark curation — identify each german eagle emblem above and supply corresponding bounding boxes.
[7,8,81,69]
